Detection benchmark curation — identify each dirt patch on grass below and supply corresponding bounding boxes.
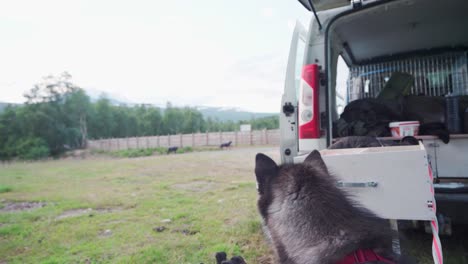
[56,208,92,220]
[0,201,46,212]
[172,228,199,236]
[56,207,122,220]
[172,181,216,192]
[98,229,113,237]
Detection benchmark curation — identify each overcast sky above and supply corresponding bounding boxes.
[0,0,311,112]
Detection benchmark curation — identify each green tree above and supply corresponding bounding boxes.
[162,102,184,134]
[20,72,91,154]
[181,107,204,133]
[89,97,116,139]
[143,107,163,135]
[64,89,91,147]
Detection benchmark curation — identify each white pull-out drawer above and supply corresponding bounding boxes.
[294,143,435,221]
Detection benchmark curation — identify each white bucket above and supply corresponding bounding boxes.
[389,121,420,137]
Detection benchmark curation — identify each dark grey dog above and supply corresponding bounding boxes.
[254,151,408,264]
[220,141,233,149]
[167,146,178,154]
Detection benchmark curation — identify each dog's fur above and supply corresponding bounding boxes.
[255,151,403,264]
[167,146,178,154]
[220,141,232,149]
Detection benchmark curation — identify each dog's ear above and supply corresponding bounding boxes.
[255,153,278,195]
[304,150,328,174]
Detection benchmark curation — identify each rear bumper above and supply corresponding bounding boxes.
[435,183,468,224]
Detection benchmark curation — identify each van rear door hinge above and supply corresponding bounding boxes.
[282,102,295,116]
[319,71,327,86]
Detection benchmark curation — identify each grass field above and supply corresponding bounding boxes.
[0,147,467,263]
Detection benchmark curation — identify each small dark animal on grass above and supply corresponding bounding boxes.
[167,146,178,154]
[215,252,246,264]
[220,141,232,149]
[254,151,413,264]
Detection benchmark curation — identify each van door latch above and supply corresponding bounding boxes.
[351,0,363,9]
[337,181,378,188]
[282,102,295,116]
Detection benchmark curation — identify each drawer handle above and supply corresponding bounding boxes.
[337,181,378,188]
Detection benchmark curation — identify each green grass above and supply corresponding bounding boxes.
[97,146,216,158]
[403,227,468,264]
[0,147,466,263]
[110,147,190,158]
[0,185,12,193]
[0,148,272,263]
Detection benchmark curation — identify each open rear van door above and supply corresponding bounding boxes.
[297,0,349,11]
[280,22,307,164]
[296,0,382,11]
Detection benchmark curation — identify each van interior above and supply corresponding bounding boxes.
[326,0,468,143]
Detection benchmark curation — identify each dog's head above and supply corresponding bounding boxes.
[254,151,339,262]
[254,151,399,263]
[254,150,330,222]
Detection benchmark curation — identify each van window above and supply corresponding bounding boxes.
[335,56,349,115]
[347,52,468,100]
[295,38,306,102]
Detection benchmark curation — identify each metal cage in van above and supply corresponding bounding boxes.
[347,52,468,102]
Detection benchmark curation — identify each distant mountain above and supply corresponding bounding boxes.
[1,98,277,122]
[83,88,278,121]
[195,106,277,122]
[85,89,130,106]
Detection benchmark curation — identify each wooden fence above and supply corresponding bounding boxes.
[87,129,280,151]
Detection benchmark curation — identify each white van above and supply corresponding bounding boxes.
[280,0,468,236]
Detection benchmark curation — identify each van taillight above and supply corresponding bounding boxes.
[299,64,320,139]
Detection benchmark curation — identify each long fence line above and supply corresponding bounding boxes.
[87,129,280,151]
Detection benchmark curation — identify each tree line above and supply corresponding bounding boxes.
[0,73,278,160]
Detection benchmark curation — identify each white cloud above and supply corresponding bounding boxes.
[261,7,275,18]
[0,1,311,113]
[287,19,296,31]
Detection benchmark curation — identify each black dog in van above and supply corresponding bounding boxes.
[334,96,452,143]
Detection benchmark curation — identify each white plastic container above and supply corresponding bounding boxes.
[389,121,420,137]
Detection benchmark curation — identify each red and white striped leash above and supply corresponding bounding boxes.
[428,164,443,264]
